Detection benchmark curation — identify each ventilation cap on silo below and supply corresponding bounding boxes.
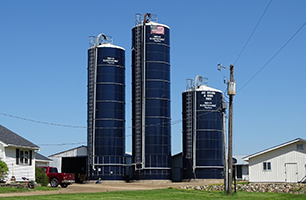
[194,75,209,89]
[135,13,158,25]
[89,33,113,48]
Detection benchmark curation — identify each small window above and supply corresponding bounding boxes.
[24,151,29,164]
[19,150,30,165]
[297,144,304,151]
[263,162,266,170]
[20,151,24,164]
[18,150,31,165]
[263,162,271,170]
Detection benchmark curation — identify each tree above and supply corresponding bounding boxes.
[35,167,49,186]
[0,160,9,181]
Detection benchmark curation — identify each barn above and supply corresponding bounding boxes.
[243,138,306,183]
[48,146,87,183]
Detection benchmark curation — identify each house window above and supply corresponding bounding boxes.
[16,149,32,165]
[19,150,29,165]
[263,162,271,170]
[297,144,303,151]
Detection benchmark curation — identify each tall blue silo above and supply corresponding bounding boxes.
[87,34,125,180]
[182,76,224,180]
[131,13,171,180]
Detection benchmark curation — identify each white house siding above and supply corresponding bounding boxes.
[5,147,35,182]
[35,161,50,167]
[0,143,5,161]
[249,143,306,182]
[242,165,249,181]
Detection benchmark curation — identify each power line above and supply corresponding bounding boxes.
[234,0,272,65]
[38,142,86,146]
[1,103,222,132]
[36,107,223,146]
[0,112,86,128]
[237,21,306,93]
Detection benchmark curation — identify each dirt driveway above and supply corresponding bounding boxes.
[0,180,223,197]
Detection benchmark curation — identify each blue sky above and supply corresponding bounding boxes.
[0,0,305,157]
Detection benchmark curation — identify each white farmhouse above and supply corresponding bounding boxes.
[243,138,306,183]
[0,125,40,182]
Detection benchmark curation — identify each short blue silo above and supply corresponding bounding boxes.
[182,77,223,179]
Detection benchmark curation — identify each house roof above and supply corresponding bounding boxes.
[35,153,52,161]
[0,124,40,150]
[233,155,248,165]
[48,145,87,157]
[243,138,306,161]
[48,145,133,158]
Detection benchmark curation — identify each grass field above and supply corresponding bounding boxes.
[3,188,306,200]
[0,186,58,193]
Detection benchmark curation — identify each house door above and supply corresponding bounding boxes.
[285,163,298,183]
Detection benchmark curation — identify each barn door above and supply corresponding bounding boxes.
[285,163,298,183]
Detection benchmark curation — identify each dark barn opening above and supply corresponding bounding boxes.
[62,157,87,183]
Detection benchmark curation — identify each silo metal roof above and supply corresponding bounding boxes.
[183,85,222,93]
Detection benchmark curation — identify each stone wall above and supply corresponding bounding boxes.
[0,183,25,188]
[177,183,306,194]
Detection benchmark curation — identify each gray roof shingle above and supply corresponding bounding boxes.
[35,153,52,161]
[0,124,40,149]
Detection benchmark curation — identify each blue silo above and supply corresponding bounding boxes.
[182,76,224,179]
[87,34,125,180]
[131,13,171,180]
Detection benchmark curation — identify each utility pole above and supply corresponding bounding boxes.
[227,64,235,195]
[217,64,235,195]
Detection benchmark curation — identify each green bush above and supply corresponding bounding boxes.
[0,160,8,181]
[35,167,49,186]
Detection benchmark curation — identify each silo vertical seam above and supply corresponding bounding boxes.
[193,85,196,175]
[141,22,146,169]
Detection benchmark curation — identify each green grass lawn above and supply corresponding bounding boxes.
[0,186,58,193]
[3,188,306,200]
